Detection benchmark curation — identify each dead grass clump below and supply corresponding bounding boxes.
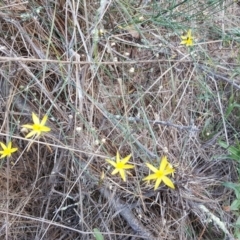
[0,0,239,239]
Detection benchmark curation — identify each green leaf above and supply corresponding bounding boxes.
[235,230,240,240]
[225,103,235,119]
[93,228,104,240]
[219,140,229,149]
[231,199,240,211]
[228,146,240,158]
[236,216,240,226]
[219,141,240,162]
[223,182,240,199]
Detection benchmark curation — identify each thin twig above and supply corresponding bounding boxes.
[211,77,229,145]
[196,64,240,90]
[0,55,190,64]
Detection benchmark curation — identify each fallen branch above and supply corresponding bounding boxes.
[100,185,156,239]
[113,114,199,132]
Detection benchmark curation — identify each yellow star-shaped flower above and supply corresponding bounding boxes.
[106,151,134,181]
[22,112,51,139]
[0,142,18,158]
[180,29,194,46]
[143,156,175,190]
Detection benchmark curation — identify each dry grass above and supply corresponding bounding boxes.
[0,0,240,239]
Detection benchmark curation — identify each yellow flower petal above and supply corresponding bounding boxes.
[119,169,126,181]
[159,156,168,171]
[40,126,51,132]
[162,176,175,189]
[164,167,175,175]
[10,148,18,153]
[122,164,134,169]
[146,163,158,173]
[106,159,117,167]
[121,154,130,162]
[143,173,158,181]
[121,154,132,164]
[181,36,187,40]
[41,115,48,126]
[22,124,34,129]
[187,30,192,37]
[0,142,6,150]
[154,178,162,190]
[32,112,40,124]
[7,142,12,149]
[112,168,119,175]
[24,131,38,139]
